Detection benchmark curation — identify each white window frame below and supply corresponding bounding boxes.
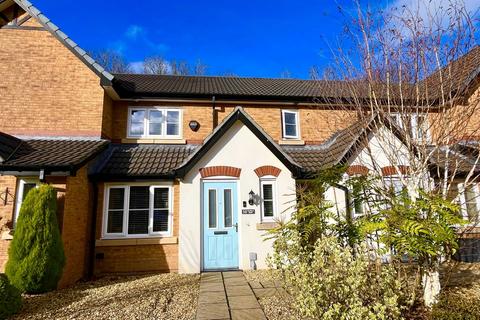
[260,177,278,221]
[103,183,174,239]
[281,110,300,140]
[458,183,480,223]
[390,113,430,142]
[127,107,183,139]
[14,178,39,227]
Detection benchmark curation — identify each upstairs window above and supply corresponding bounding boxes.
[281,110,300,139]
[390,113,430,142]
[104,184,172,238]
[128,107,182,139]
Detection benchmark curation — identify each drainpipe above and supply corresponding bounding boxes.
[87,181,99,279]
[212,95,218,130]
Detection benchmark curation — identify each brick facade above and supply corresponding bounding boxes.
[0,17,107,138]
[111,101,359,144]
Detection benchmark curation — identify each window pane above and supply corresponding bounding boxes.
[263,184,273,200]
[128,209,149,234]
[285,124,297,137]
[224,189,232,228]
[153,209,169,232]
[131,110,145,122]
[208,190,217,228]
[284,112,296,125]
[264,201,274,217]
[465,186,478,220]
[22,183,36,201]
[130,110,145,136]
[149,110,163,122]
[166,123,179,136]
[108,188,125,210]
[167,111,179,122]
[154,188,169,209]
[130,122,144,136]
[149,123,162,135]
[262,184,274,217]
[129,186,149,209]
[107,210,124,233]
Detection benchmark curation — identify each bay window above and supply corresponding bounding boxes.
[104,184,173,238]
[128,107,182,139]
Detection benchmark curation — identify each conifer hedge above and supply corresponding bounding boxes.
[5,184,65,293]
[0,273,22,319]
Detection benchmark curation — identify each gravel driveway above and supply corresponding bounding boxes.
[12,273,200,320]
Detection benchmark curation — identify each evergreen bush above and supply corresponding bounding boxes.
[5,184,65,293]
[0,273,22,319]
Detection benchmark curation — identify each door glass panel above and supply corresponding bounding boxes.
[208,189,217,228]
[224,189,232,227]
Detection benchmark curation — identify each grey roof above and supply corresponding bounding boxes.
[0,132,22,162]
[0,138,109,172]
[92,144,199,179]
[282,120,372,174]
[9,0,113,82]
[112,73,383,102]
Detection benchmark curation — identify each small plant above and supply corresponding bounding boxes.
[0,273,22,319]
[6,184,65,293]
[429,289,480,320]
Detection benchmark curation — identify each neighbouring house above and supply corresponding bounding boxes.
[0,0,480,288]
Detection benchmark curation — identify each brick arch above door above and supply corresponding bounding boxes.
[199,166,242,178]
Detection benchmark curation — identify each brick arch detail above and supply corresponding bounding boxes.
[381,165,410,176]
[346,165,369,176]
[199,166,242,178]
[254,165,282,178]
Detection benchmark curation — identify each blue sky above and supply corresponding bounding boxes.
[33,0,478,78]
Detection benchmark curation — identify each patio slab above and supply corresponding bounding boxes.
[196,271,267,320]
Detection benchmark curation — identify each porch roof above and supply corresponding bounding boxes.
[0,135,109,173]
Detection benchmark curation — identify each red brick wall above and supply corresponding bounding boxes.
[0,176,17,270]
[0,16,106,137]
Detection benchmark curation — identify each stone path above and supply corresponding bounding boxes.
[196,271,267,320]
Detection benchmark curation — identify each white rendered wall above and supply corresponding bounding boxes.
[179,121,296,273]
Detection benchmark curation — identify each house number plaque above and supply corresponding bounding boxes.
[242,209,255,214]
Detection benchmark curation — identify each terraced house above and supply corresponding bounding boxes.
[0,0,479,288]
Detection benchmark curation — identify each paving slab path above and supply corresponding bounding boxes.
[197,271,267,320]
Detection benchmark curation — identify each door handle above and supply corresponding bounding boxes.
[234,223,238,232]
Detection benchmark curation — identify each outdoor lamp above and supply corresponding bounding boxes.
[189,120,200,132]
[248,190,255,205]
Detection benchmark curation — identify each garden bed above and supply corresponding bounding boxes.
[12,273,200,320]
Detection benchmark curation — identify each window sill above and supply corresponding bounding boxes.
[256,222,279,230]
[278,139,305,146]
[122,138,186,144]
[96,236,178,247]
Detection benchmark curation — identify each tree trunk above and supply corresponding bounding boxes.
[422,269,441,307]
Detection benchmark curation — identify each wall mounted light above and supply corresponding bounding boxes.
[189,120,200,132]
[248,190,255,205]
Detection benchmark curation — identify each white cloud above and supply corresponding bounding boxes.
[129,61,145,73]
[125,25,145,40]
[378,0,479,43]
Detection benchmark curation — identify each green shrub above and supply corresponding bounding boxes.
[0,273,22,319]
[5,184,65,293]
[270,234,406,320]
[430,290,480,320]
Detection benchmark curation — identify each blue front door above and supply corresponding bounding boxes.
[202,181,239,270]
